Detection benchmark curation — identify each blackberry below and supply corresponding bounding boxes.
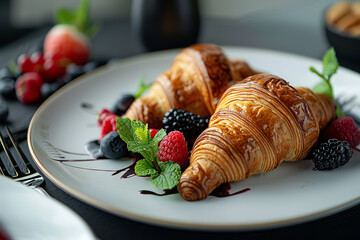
[312,139,353,170]
[162,109,209,140]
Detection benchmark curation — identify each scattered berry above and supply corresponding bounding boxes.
[111,94,135,116]
[66,64,84,81]
[323,116,360,148]
[44,24,90,66]
[100,131,128,159]
[17,54,34,73]
[42,54,67,81]
[15,72,43,104]
[312,138,353,170]
[150,128,159,138]
[157,131,189,169]
[100,115,117,141]
[0,101,9,123]
[162,109,209,140]
[0,67,14,80]
[0,78,16,99]
[97,109,115,127]
[83,61,102,73]
[41,81,65,99]
[30,52,45,73]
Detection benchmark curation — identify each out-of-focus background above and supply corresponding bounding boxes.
[0,0,357,67]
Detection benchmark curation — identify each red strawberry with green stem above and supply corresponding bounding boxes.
[44,0,98,67]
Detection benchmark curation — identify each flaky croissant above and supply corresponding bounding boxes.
[178,74,336,201]
[123,44,258,128]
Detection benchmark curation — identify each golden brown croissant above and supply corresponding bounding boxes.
[178,73,336,201]
[123,44,258,128]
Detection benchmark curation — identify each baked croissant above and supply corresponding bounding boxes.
[123,44,258,128]
[178,73,335,201]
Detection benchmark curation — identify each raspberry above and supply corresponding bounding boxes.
[97,109,115,127]
[157,131,189,169]
[150,128,159,138]
[100,115,117,141]
[323,117,360,148]
[42,54,67,81]
[312,139,352,170]
[162,109,209,140]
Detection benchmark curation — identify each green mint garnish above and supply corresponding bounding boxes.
[150,161,181,190]
[134,77,152,99]
[116,118,181,190]
[55,0,99,36]
[309,47,343,117]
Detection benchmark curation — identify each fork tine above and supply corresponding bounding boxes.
[0,131,18,177]
[5,126,32,175]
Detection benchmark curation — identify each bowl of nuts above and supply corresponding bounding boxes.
[325,1,360,62]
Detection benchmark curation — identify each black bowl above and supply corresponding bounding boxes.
[325,22,360,62]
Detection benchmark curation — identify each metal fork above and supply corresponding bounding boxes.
[0,126,48,196]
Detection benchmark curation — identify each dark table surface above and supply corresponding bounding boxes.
[2,1,360,239]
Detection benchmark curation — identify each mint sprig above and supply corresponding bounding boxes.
[55,0,99,36]
[309,47,344,117]
[116,118,181,190]
[134,77,152,99]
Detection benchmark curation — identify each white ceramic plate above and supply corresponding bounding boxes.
[28,47,360,230]
[0,176,96,239]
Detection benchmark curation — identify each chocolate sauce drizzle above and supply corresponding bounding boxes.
[139,183,251,198]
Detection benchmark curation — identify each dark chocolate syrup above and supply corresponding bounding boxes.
[139,183,250,198]
[112,161,137,179]
[80,102,98,115]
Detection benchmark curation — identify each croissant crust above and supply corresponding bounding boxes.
[123,44,258,128]
[178,73,335,201]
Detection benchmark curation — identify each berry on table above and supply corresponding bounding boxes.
[30,52,45,73]
[323,116,360,148]
[111,94,135,116]
[42,54,67,81]
[15,72,43,104]
[162,109,209,141]
[0,67,15,80]
[100,131,128,159]
[41,81,66,99]
[312,138,353,170]
[0,78,16,99]
[44,24,90,66]
[157,131,189,169]
[17,54,34,73]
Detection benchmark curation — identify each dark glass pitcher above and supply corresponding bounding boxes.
[131,0,200,51]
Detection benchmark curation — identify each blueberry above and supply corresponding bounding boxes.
[0,78,16,99]
[0,67,15,80]
[0,101,9,123]
[107,58,120,65]
[41,81,65,99]
[66,64,84,81]
[100,131,128,159]
[111,94,135,116]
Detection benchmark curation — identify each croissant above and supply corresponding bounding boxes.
[123,44,258,128]
[178,73,336,201]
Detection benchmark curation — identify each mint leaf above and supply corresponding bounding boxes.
[336,105,344,117]
[152,129,166,144]
[322,47,338,80]
[309,66,327,82]
[132,121,150,143]
[150,161,181,190]
[134,159,158,177]
[117,117,134,143]
[312,82,333,99]
[134,77,152,99]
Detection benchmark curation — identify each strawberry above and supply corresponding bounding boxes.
[44,24,90,66]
